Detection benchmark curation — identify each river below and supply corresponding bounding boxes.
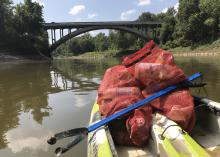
[0,57,220,157]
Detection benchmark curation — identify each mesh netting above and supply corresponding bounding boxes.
[97,40,195,146]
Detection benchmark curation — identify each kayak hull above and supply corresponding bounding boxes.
[87,102,117,157]
[88,98,220,157]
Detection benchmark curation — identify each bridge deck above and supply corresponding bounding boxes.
[44,21,162,29]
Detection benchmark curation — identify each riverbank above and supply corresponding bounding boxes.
[170,39,220,57]
[55,39,220,59]
[0,48,50,63]
[56,39,220,59]
[55,47,220,60]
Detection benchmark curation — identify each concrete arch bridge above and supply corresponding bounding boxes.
[43,21,162,54]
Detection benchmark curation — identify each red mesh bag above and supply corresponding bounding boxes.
[149,90,195,132]
[99,86,152,146]
[135,63,185,86]
[99,87,143,117]
[126,106,152,146]
[97,40,196,146]
[97,65,140,105]
[125,46,175,76]
[134,63,186,95]
[109,106,152,146]
[122,40,156,66]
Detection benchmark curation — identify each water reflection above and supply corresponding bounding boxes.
[0,59,120,157]
[0,62,52,150]
[0,57,219,157]
[52,59,120,92]
[175,57,220,102]
[6,128,51,153]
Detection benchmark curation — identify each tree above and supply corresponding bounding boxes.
[94,33,109,52]
[78,33,95,53]
[137,12,158,22]
[0,0,14,44]
[117,32,130,50]
[137,12,161,44]
[13,0,49,55]
[200,0,220,40]
[174,0,206,46]
[159,8,177,45]
[108,30,119,50]
[14,0,44,35]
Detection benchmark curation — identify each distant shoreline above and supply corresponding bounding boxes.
[55,48,220,60]
[173,52,220,57]
[1,46,220,62]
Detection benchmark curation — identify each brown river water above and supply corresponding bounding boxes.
[0,57,220,157]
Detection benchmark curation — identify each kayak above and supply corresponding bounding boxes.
[87,97,220,157]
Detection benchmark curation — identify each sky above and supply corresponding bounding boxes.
[12,0,179,22]
[12,0,179,40]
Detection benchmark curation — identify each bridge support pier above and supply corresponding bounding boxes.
[53,29,56,42]
[51,29,54,44]
[68,29,71,34]
[51,29,57,44]
[60,29,64,38]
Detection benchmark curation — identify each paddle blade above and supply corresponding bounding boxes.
[55,133,87,156]
[47,127,88,145]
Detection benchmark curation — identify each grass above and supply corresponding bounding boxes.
[169,39,220,54]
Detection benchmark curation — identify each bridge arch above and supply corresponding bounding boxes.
[50,26,152,53]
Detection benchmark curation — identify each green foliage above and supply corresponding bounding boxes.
[54,31,140,57]
[54,33,95,56]
[13,0,49,55]
[200,0,220,40]
[174,0,203,45]
[0,0,14,43]
[14,0,44,35]
[173,0,220,47]
[108,30,119,50]
[0,0,49,56]
[159,8,177,44]
[137,12,158,22]
[94,33,109,51]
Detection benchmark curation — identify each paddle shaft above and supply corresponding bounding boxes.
[87,72,202,132]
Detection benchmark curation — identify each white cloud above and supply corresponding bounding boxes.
[88,13,98,19]
[137,0,151,6]
[120,9,136,21]
[174,2,179,12]
[32,0,45,6]
[161,3,179,14]
[162,7,168,13]
[69,5,85,16]
[90,30,108,37]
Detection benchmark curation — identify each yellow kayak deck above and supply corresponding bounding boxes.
[88,101,220,157]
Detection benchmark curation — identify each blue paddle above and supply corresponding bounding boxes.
[48,72,202,156]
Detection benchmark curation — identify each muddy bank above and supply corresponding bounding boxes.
[0,50,50,63]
